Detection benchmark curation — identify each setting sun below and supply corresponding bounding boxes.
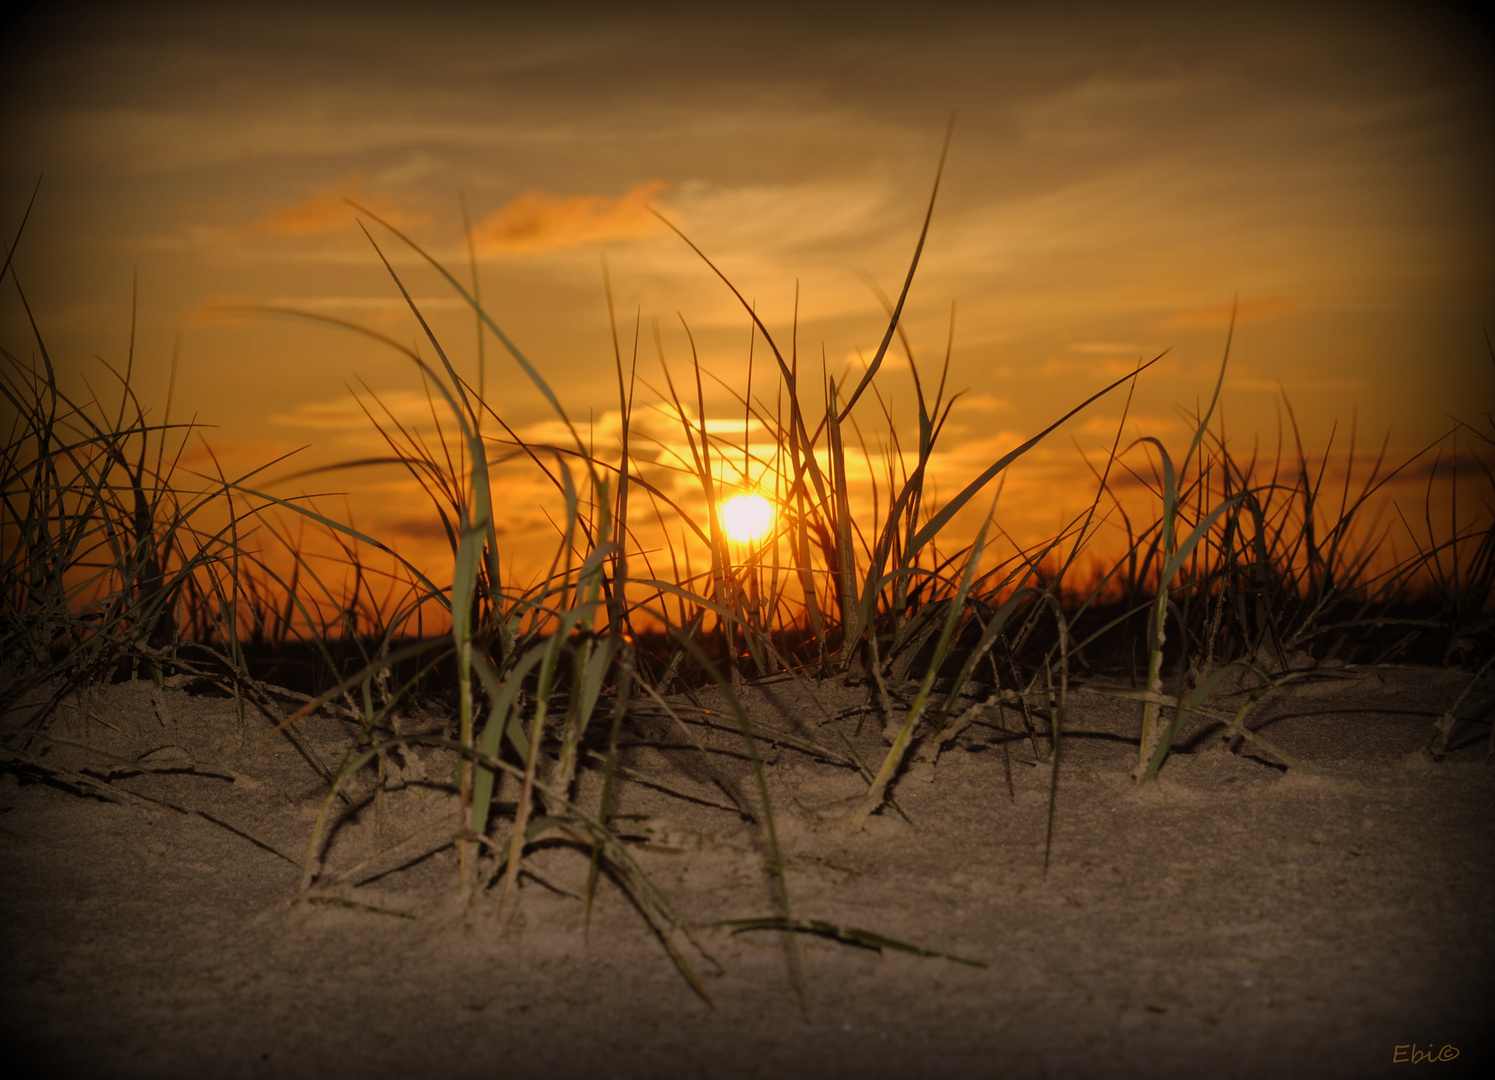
[720,493,775,543]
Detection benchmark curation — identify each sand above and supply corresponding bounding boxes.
[2,663,1491,1079]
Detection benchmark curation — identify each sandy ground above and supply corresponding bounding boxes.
[2,663,1491,1080]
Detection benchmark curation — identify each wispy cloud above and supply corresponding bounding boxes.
[1073,413,1179,437]
[144,175,430,255]
[1015,72,1194,147]
[261,296,469,311]
[268,390,442,433]
[176,438,298,474]
[474,182,668,253]
[259,174,428,237]
[1161,292,1299,328]
[954,393,1010,413]
[1228,377,1366,394]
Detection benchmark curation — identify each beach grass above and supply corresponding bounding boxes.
[3,156,1492,1001]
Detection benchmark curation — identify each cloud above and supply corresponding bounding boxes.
[473,181,668,253]
[1229,377,1366,394]
[954,393,1009,413]
[384,517,456,542]
[1068,342,1142,355]
[1161,292,1299,328]
[188,294,259,325]
[176,438,296,473]
[1073,413,1177,437]
[268,390,443,432]
[158,176,431,256]
[1016,73,1194,148]
[261,296,469,311]
[259,175,428,237]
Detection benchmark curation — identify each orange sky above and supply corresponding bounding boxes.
[3,1,1492,593]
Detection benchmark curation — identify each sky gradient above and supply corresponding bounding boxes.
[3,1,1492,582]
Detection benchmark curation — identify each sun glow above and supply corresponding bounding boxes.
[720,493,775,543]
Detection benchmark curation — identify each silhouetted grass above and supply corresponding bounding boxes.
[4,148,1491,1003]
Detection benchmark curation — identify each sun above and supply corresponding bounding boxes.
[720,493,775,543]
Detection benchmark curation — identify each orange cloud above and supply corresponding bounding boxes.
[474,181,666,253]
[188,293,259,325]
[259,175,427,237]
[1161,292,1299,328]
[176,437,298,475]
